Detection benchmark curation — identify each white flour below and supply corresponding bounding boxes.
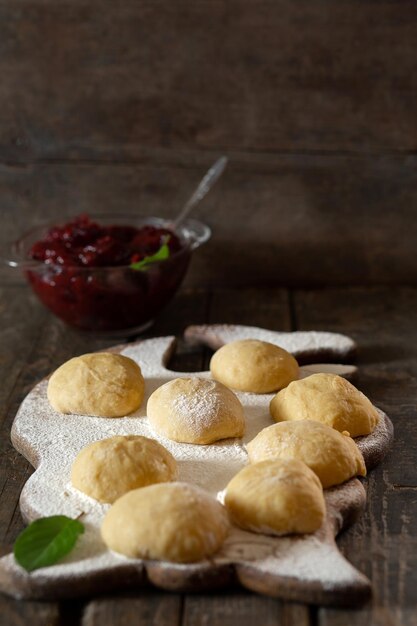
[167,378,239,440]
[185,325,356,358]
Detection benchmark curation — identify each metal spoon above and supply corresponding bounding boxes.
[172,156,228,229]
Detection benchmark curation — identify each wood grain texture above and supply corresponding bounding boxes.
[0,597,60,626]
[183,593,310,626]
[0,1,416,159]
[82,594,182,626]
[0,287,46,542]
[207,288,292,330]
[293,287,417,487]
[319,482,417,626]
[2,154,417,288]
[292,286,417,626]
[0,288,61,626]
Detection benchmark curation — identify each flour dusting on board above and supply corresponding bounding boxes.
[0,329,393,601]
[184,324,356,358]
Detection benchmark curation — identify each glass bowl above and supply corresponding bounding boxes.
[6,215,211,336]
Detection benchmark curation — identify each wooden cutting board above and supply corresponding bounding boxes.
[0,325,394,606]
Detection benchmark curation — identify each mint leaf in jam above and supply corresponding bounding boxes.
[130,236,171,270]
[13,515,84,572]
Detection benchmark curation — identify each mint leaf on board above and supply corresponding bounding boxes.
[130,237,171,270]
[13,515,85,572]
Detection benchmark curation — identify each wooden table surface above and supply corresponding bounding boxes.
[1,283,416,625]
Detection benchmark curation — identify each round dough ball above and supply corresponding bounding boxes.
[147,377,245,444]
[101,482,230,562]
[246,420,366,488]
[224,459,325,535]
[71,435,177,503]
[269,373,378,437]
[210,339,299,393]
[47,352,144,417]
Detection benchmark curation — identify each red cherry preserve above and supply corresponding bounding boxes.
[27,215,191,333]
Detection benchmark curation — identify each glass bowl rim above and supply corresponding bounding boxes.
[6,214,211,272]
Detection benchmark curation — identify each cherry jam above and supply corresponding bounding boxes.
[27,215,190,332]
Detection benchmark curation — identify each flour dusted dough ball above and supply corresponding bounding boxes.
[47,352,144,417]
[147,377,245,444]
[71,435,177,503]
[270,373,378,437]
[224,459,325,535]
[101,482,229,562]
[210,339,299,394]
[246,420,366,488]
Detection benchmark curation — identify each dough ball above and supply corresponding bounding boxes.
[224,459,325,535]
[147,377,245,444]
[269,373,378,437]
[101,482,229,562]
[210,339,299,393]
[71,435,177,503]
[47,352,144,417]
[246,420,366,488]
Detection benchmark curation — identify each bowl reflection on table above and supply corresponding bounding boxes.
[7,216,211,336]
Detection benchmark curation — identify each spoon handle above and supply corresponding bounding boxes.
[173,156,228,229]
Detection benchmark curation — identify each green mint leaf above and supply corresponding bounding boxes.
[130,237,171,270]
[13,515,85,572]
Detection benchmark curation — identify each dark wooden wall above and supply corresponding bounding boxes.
[1,1,417,286]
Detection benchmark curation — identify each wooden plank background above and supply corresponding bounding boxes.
[1,2,416,623]
[0,1,417,286]
[1,1,416,156]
